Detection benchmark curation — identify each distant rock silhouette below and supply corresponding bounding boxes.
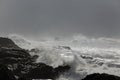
[82,73,120,80]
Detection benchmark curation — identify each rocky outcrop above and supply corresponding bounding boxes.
[19,63,70,80]
[0,64,16,80]
[0,37,32,77]
[0,48,31,64]
[23,63,55,79]
[0,37,71,80]
[0,37,20,49]
[82,73,120,80]
[54,65,70,76]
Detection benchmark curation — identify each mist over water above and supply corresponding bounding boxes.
[7,34,120,80]
[0,0,120,79]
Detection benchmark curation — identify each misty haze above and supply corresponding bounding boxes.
[0,0,120,80]
[0,0,120,38]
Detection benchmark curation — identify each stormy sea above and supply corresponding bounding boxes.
[0,34,120,80]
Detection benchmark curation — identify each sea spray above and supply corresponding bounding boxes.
[8,34,120,79]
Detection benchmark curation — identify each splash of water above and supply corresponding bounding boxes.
[8,34,120,80]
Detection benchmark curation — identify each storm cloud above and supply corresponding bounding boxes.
[0,0,120,38]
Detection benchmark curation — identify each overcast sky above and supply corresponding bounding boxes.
[0,0,120,38]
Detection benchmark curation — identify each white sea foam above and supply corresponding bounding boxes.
[8,34,120,80]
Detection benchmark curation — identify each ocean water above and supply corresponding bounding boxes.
[8,34,120,80]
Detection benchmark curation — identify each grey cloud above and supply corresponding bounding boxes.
[0,0,120,38]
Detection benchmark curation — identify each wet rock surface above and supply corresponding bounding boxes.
[0,37,20,49]
[0,64,16,80]
[82,73,120,80]
[0,37,71,80]
[1,37,120,80]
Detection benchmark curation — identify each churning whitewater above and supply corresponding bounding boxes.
[8,34,120,80]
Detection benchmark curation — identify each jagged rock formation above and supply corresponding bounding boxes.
[24,63,55,79]
[18,63,70,80]
[0,37,71,80]
[0,37,20,49]
[82,73,120,80]
[54,65,71,76]
[0,48,31,64]
[0,64,16,80]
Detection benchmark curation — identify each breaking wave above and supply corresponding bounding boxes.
[8,34,120,80]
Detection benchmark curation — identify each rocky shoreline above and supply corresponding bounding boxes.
[0,37,70,80]
[0,37,120,80]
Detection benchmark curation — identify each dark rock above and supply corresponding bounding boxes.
[21,64,71,80]
[82,73,120,80]
[30,55,39,62]
[0,37,71,80]
[0,64,16,80]
[0,47,31,65]
[18,77,32,80]
[0,37,20,49]
[54,65,70,75]
[24,63,55,79]
[0,37,33,77]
